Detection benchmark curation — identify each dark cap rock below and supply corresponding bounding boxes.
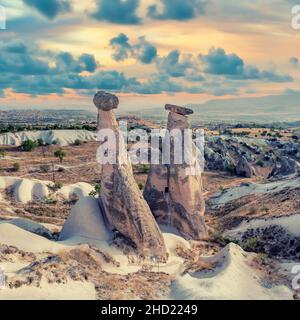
[165,104,194,116]
[93,91,119,111]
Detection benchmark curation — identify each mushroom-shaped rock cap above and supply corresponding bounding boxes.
[165,104,194,116]
[93,91,119,111]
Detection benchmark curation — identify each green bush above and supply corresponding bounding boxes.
[74,139,82,146]
[44,196,57,205]
[54,149,66,163]
[89,183,101,198]
[241,238,264,253]
[138,183,145,191]
[256,160,264,167]
[21,139,38,152]
[142,164,150,174]
[0,148,6,158]
[37,138,44,146]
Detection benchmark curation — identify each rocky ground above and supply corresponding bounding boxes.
[0,124,299,300]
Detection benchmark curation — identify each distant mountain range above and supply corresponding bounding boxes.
[121,92,300,124]
[188,92,300,123]
[1,92,299,125]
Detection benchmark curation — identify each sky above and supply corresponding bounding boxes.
[0,0,299,110]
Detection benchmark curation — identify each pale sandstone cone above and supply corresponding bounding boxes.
[144,104,208,240]
[94,91,167,260]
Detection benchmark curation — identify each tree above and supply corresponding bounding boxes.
[0,148,6,158]
[21,139,38,152]
[54,149,66,163]
[74,139,82,146]
[37,138,44,146]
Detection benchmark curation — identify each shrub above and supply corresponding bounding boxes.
[74,139,82,146]
[37,138,44,146]
[261,206,270,214]
[40,164,50,173]
[54,182,63,190]
[142,164,150,174]
[138,183,145,191]
[219,186,226,193]
[241,238,264,253]
[21,139,38,152]
[12,162,20,172]
[48,182,63,192]
[212,231,231,247]
[57,167,65,172]
[89,183,101,198]
[256,160,264,167]
[54,149,66,163]
[0,148,6,158]
[44,196,57,205]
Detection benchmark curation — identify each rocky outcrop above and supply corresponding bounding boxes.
[236,156,256,178]
[269,156,300,180]
[59,197,113,242]
[144,104,207,240]
[204,145,236,172]
[94,91,167,260]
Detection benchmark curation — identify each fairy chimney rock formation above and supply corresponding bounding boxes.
[94,91,167,260]
[144,104,208,240]
[165,104,194,116]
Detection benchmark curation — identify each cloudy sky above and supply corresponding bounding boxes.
[0,0,299,110]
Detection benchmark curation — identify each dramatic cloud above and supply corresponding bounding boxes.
[201,48,244,76]
[157,50,193,77]
[91,0,141,25]
[109,34,157,64]
[55,52,97,73]
[109,33,131,61]
[0,40,100,95]
[23,0,71,19]
[0,38,293,98]
[201,48,293,82]
[148,0,207,21]
[3,41,29,54]
[134,37,157,64]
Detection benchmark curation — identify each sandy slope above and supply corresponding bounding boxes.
[225,214,300,239]
[0,130,97,147]
[0,280,96,300]
[0,176,93,204]
[211,177,300,207]
[0,223,65,253]
[171,244,292,300]
[0,219,294,300]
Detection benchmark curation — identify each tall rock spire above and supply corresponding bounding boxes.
[144,104,208,240]
[94,91,167,260]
